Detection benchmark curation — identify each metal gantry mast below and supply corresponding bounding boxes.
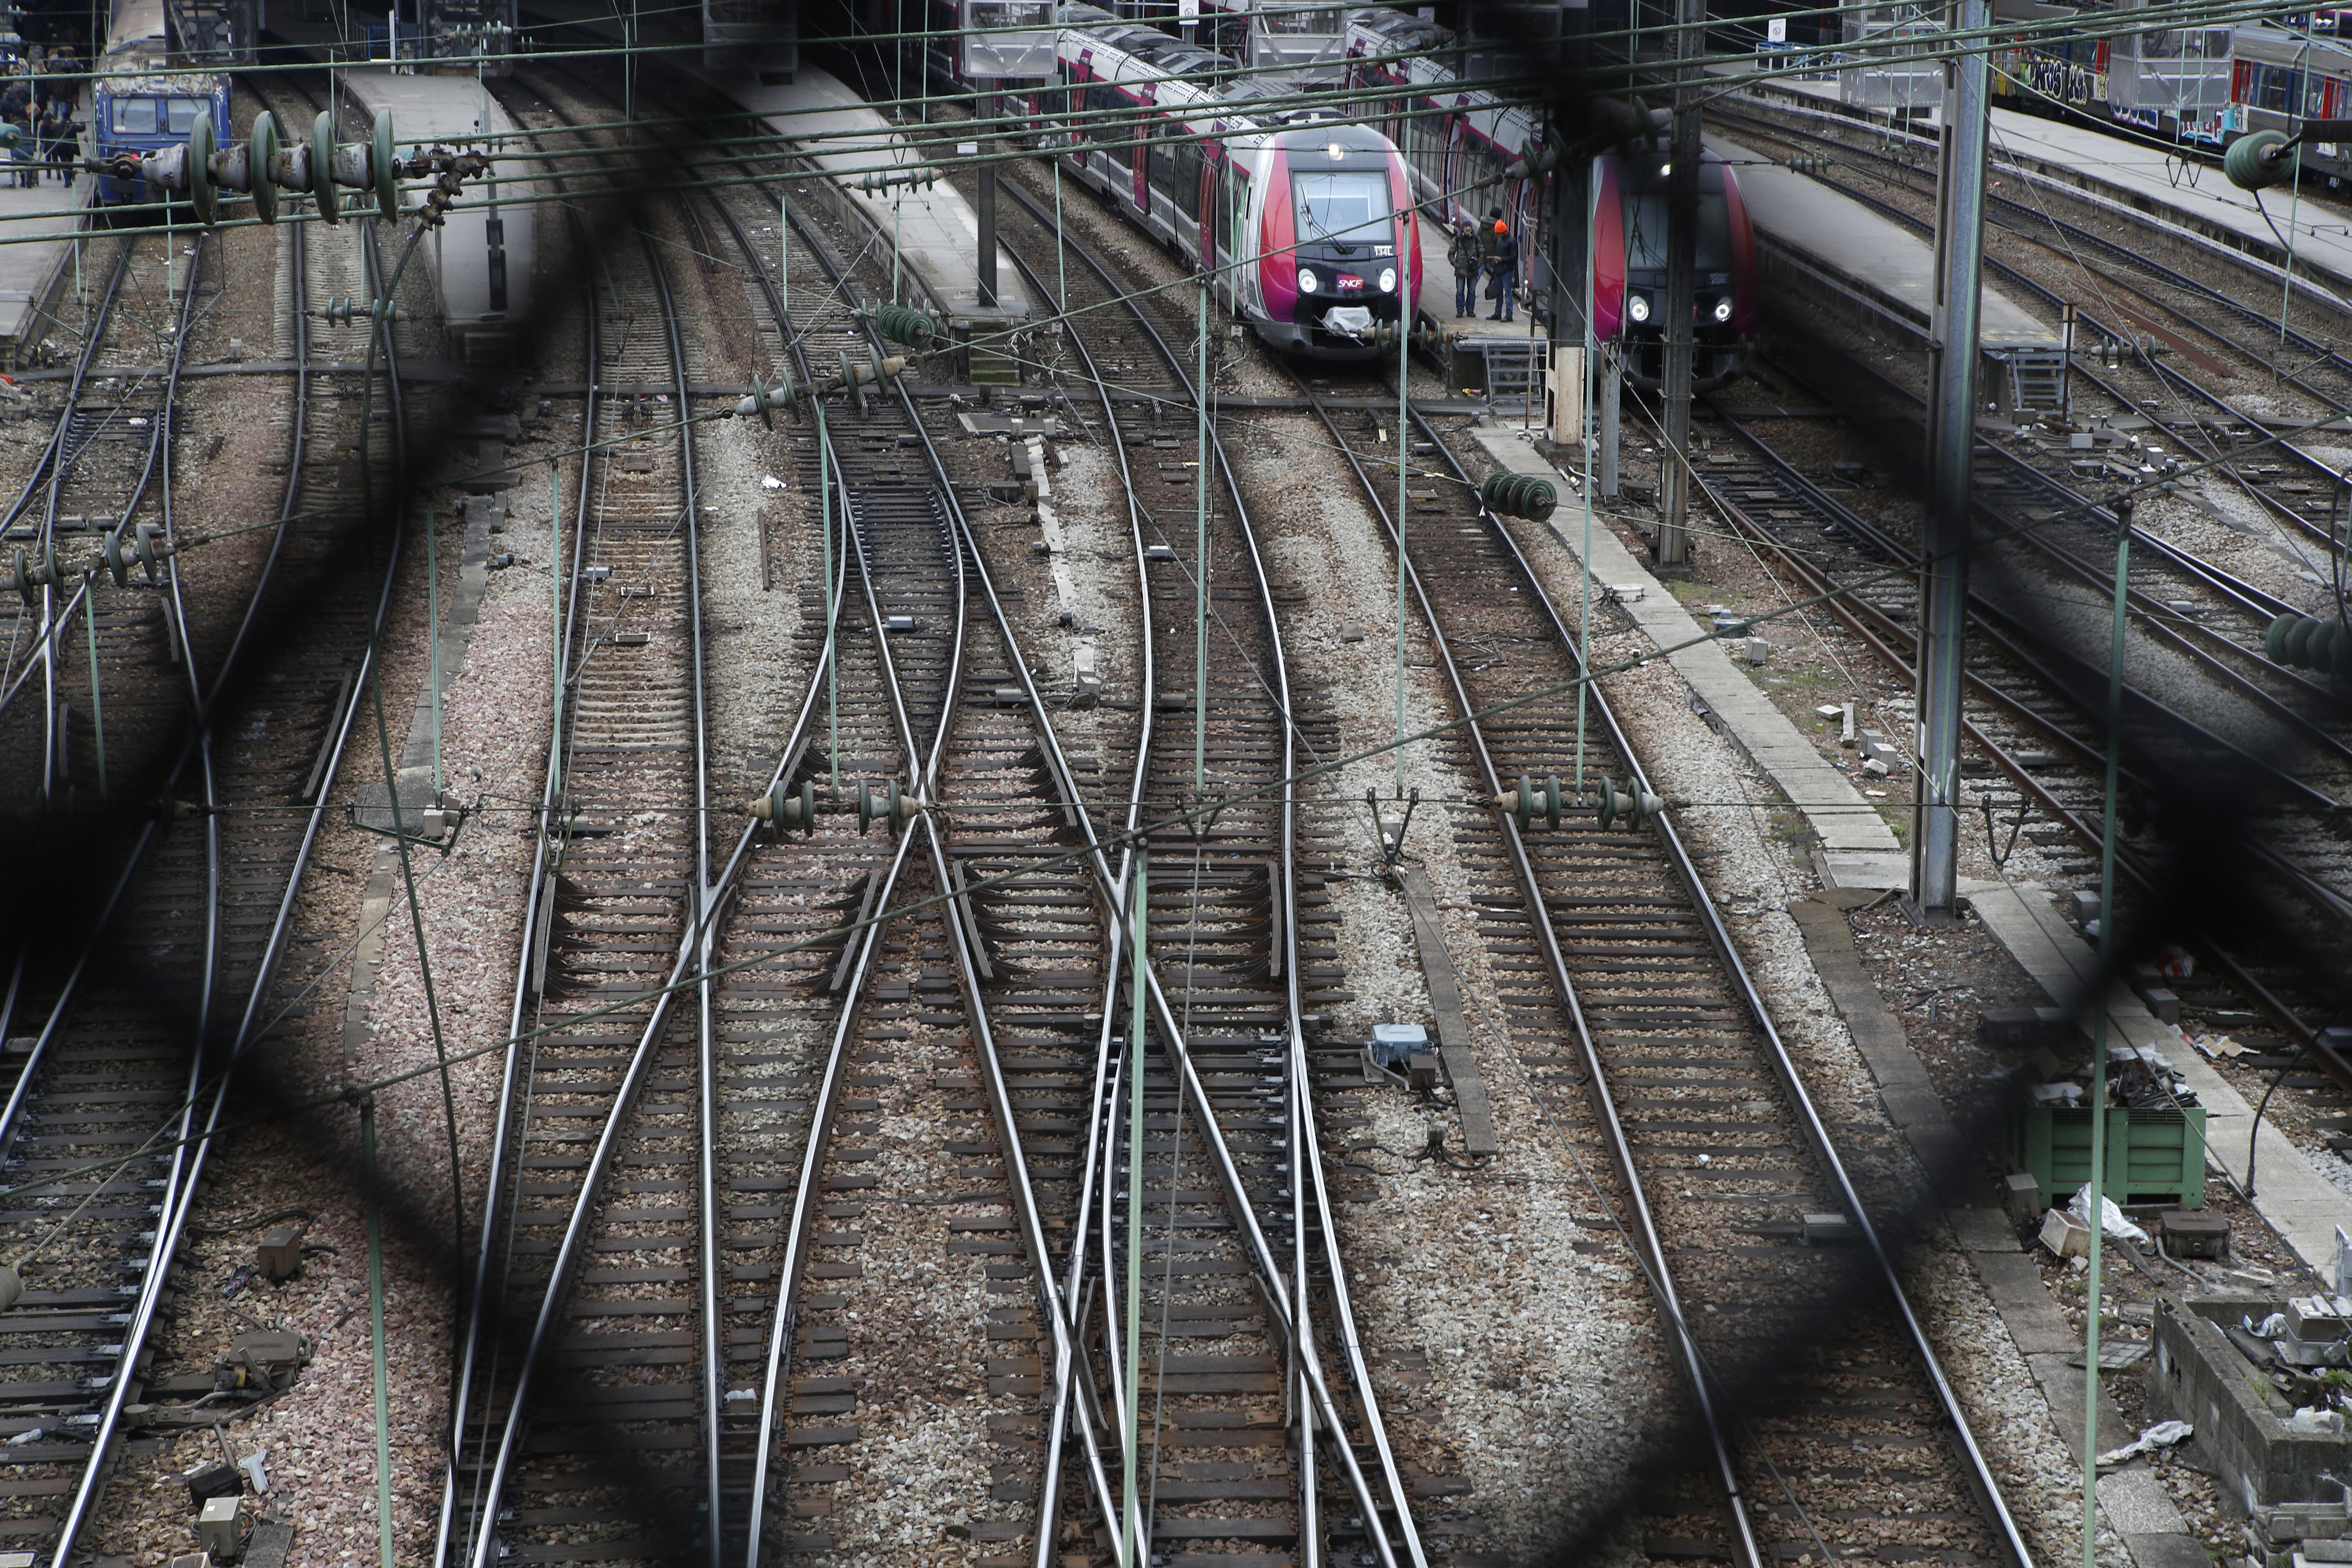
[1914,0,1992,919]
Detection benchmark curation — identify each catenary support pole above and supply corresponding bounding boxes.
[1195,272,1208,800]
[428,497,441,797]
[821,400,838,795]
[84,594,104,801]
[1577,176,1597,793]
[978,156,998,309]
[1600,341,1621,499]
[549,462,563,809]
[363,1092,395,1568]
[1656,0,1702,568]
[1396,261,1409,796]
[2083,502,2130,1568]
[1914,0,1992,921]
[1123,864,1147,1567]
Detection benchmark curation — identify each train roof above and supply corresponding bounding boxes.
[2233,22,2352,67]
[1345,6,1450,49]
[105,0,167,53]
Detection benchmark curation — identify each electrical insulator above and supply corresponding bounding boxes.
[1596,778,1666,832]
[1479,471,1557,522]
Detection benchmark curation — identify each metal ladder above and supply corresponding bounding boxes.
[2000,347,2068,414]
[1476,338,1545,415]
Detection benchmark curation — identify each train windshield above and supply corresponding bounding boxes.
[1294,171,1390,246]
[1622,193,1731,273]
[110,96,208,135]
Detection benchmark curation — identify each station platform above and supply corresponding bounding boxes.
[1718,132,2066,410]
[695,61,1030,334]
[1730,71,2352,306]
[340,69,536,370]
[0,175,91,371]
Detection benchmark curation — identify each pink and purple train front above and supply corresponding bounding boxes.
[1250,125,1421,361]
[1590,146,1755,391]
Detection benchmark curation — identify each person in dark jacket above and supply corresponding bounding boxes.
[1446,218,1480,317]
[1486,216,1519,322]
[0,74,34,189]
[41,95,71,186]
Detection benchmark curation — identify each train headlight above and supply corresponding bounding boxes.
[1627,293,1651,324]
[1298,269,1319,294]
[1378,267,1397,294]
[1712,297,1734,324]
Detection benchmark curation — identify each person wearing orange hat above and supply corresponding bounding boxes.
[1485,213,1519,323]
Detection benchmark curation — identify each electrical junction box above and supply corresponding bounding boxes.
[197,1494,244,1558]
[2159,1209,2228,1260]
[1369,1024,1427,1072]
[255,1227,302,1280]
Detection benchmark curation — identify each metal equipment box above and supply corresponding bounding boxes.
[2009,1105,2207,1209]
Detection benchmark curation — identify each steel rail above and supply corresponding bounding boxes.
[1713,97,2352,420]
[447,85,738,1568]
[0,238,140,727]
[709,97,1360,1559]
[1298,350,2032,1561]
[1717,98,2352,560]
[434,156,609,1568]
[1751,154,2351,721]
[986,207,1169,1568]
[685,155,1129,1563]
[743,116,1402,1556]
[1748,347,2345,812]
[1398,386,2036,1568]
[1703,397,2352,925]
[1688,429,2352,1076]
[565,61,1402,1562]
[1291,374,1767,1568]
[986,174,1419,1568]
[53,169,413,1564]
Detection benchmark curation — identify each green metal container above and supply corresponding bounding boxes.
[2009,1106,2207,1209]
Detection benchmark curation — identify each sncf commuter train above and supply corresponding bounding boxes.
[1031,9,1422,360]
[1342,6,1755,389]
[91,0,232,208]
[1592,147,1755,391]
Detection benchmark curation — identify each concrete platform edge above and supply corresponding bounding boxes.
[1960,876,2352,1282]
[1466,424,1909,889]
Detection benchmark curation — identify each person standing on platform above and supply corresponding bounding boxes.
[1,71,35,189]
[1486,214,1519,324]
[1447,217,1480,318]
[41,95,71,186]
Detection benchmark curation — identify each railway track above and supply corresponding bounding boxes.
[981,166,1431,1565]
[0,78,407,1561]
[1264,364,2033,1568]
[1716,103,2352,564]
[439,58,1439,1565]
[0,235,176,806]
[1678,116,2352,1058]
[445,69,1106,1568]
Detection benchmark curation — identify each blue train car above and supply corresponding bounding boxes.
[90,0,231,208]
